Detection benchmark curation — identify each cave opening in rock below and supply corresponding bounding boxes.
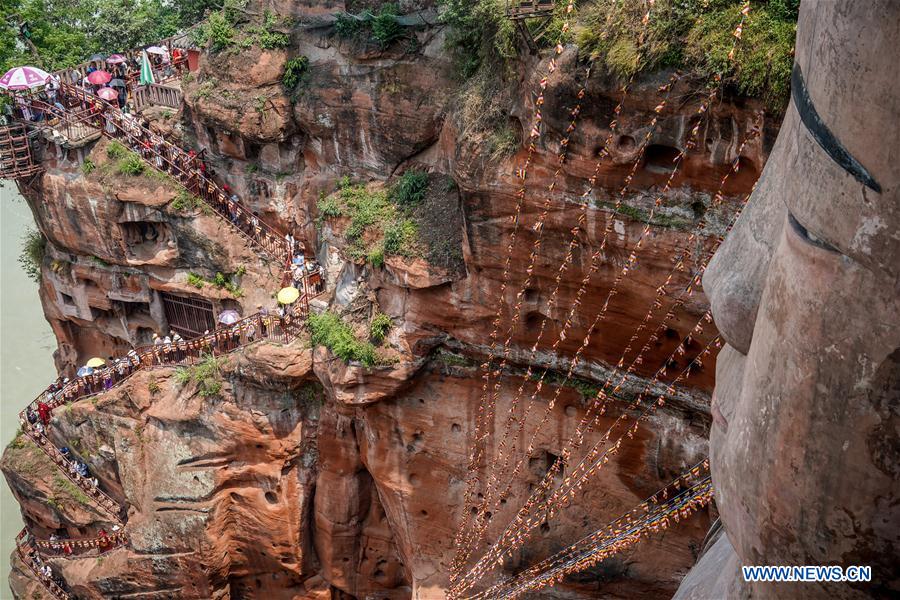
[120,221,169,260]
[644,144,682,173]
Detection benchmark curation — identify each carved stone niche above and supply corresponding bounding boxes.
[117,203,176,263]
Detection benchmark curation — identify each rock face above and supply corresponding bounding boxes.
[676,2,899,599]
[4,1,780,598]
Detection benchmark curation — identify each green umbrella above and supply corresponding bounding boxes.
[139,50,155,86]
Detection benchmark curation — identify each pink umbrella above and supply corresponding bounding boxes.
[96,87,118,101]
[0,66,51,90]
[87,70,112,85]
[106,54,127,64]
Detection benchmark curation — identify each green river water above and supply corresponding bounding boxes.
[0,183,56,576]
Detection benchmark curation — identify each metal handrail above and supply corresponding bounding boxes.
[15,538,73,600]
[18,307,310,527]
[18,527,128,559]
[54,83,292,264]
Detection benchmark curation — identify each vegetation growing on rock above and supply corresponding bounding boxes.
[309,311,381,367]
[317,176,422,265]
[333,3,408,49]
[441,0,797,108]
[191,1,292,52]
[369,313,392,344]
[18,228,46,283]
[576,0,798,107]
[174,354,225,398]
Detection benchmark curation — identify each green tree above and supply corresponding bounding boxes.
[0,0,203,74]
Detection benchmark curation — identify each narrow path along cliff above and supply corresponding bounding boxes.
[0,1,805,599]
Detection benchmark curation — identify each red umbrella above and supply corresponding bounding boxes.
[96,87,118,101]
[87,70,112,85]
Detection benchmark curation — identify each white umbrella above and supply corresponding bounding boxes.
[0,66,51,90]
[145,46,169,55]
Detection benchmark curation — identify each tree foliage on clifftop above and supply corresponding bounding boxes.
[0,0,210,74]
[577,0,798,107]
[440,0,798,107]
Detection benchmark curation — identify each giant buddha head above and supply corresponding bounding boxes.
[697,1,899,598]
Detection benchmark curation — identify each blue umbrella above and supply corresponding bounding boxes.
[76,366,94,377]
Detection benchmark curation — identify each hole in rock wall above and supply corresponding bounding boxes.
[90,306,115,321]
[565,405,577,417]
[265,491,278,504]
[451,423,461,433]
[664,327,680,339]
[529,450,562,477]
[644,144,682,174]
[114,300,151,320]
[617,135,636,152]
[120,221,170,260]
[221,298,242,314]
[691,199,706,218]
[524,311,547,332]
[136,327,155,345]
[61,293,76,307]
[244,140,261,161]
[540,522,550,534]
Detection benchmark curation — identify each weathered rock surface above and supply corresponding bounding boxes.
[5,1,783,598]
[677,1,899,599]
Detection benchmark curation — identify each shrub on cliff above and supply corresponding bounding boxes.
[371,3,404,48]
[282,56,309,91]
[309,311,379,367]
[318,182,421,264]
[390,170,429,208]
[174,354,224,398]
[191,7,236,51]
[333,3,406,49]
[370,313,392,344]
[18,229,46,282]
[441,0,516,79]
[576,0,798,108]
[117,153,145,176]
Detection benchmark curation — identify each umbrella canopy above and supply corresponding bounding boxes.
[109,78,126,88]
[277,287,300,305]
[87,70,112,85]
[106,54,127,64]
[76,366,94,377]
[217,310,241,325]
[0,66,51,90]
[86,357,107,367]
[96,87,118,101]
[139,50,155,86]
[89,53,107,62]
[145,46,168,55]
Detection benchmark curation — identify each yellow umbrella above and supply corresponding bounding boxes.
[86,357,107,368]
[277,287,300,305]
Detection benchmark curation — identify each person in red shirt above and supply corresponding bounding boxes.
[37,402,51,425]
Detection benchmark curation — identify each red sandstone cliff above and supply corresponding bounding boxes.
[4,2,777,598]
